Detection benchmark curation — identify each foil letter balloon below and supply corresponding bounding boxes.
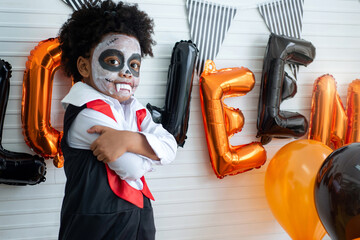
[0,59,46,185]
[199,60,266,178]
[265,139,332,240]
[147,40,198,147]
[22,38,64,168]
[315,143,360,240]
[308,74,360,149]
[257,33,316,144]
[346,79,360,143]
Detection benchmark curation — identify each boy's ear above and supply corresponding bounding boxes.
[77,56,91,78]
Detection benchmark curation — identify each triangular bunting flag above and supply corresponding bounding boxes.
[186,0,237,76]
[62,0,101,11]
[258,0,305,78]
[258,0,304,38]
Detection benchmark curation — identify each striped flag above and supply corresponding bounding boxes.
[258,0,305,78]
[186,0,237,77]
[62,0,101,11]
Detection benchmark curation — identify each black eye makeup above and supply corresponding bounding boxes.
[127,53,141,77]
[98,49,124,72]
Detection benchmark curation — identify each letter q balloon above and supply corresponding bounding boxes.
[22,38,64,168]
[199,60,266,178]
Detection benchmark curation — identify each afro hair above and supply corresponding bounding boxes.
[58,0,155,82]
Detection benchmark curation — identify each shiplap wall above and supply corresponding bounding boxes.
[0,0,359,239]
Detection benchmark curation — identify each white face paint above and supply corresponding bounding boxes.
[91,34,141,102]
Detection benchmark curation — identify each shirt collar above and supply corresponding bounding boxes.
[61,82,134,109]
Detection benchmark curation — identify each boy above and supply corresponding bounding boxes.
[58,1,177,239]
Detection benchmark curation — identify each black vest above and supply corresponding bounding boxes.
[58,104,153,240]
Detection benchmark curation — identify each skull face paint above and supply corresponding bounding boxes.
[91,34,141,102]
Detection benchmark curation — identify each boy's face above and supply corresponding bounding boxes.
[89,34,141,102]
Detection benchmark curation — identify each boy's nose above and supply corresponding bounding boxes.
[119,69,132,78]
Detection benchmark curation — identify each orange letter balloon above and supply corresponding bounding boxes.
[308,74,360,149]
[199,60,266,178]
[22,38,64,168]
[265,139,332,240]
[345,79,360,143]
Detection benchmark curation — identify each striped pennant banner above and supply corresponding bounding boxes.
[258,0,305,78]
[186,0,237,77]
[62,0,101,11]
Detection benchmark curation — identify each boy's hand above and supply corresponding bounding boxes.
[87,125,128,163]
[87,125,159,163]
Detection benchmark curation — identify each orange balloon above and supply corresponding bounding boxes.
[308,74,360,149]
[22,38,64,168]
[199,60,266,178]
[346,79,360,143]
[265,139,332,240]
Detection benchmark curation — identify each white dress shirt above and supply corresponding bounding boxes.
[61,82,177,190]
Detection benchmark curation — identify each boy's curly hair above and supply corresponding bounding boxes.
[58,0,155,82]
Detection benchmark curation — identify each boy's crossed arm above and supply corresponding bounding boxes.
[67,107,153,181]
[87,106,178,167]
[88,125,159,163]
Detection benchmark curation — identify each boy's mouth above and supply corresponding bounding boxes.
[105,78,132,93]
[115,83,131,92]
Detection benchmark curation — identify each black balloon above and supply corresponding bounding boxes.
[314,143,360,240]
[0,59,46,185]
[257,33,316,144]
[147,40,198,147]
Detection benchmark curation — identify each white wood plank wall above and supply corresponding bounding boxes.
[0,0,359,239]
